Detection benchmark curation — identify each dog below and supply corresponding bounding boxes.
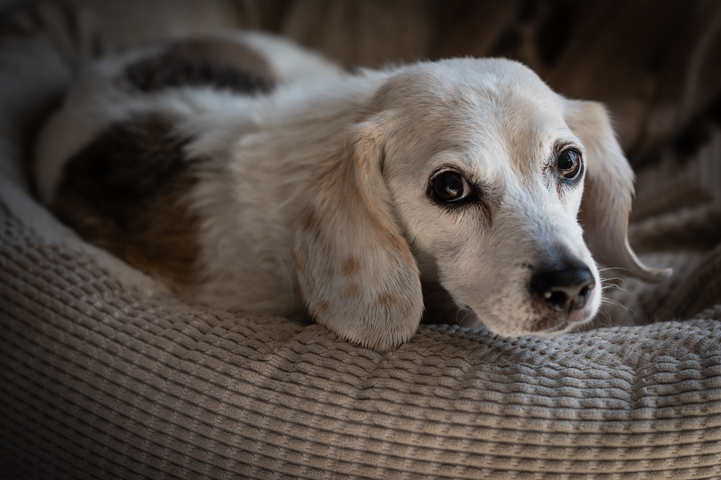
[34,31,671,350]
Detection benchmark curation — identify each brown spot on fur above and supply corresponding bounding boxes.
[342,257,361,276]
[298,208,319,233]
[52,114,202,294]
[126,38,275,94]
[292,250,306,272]
[314,300,329,314]
[345,282,361,299]
[378,293,397,308]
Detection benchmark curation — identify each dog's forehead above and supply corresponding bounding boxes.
[384,59,561,115]
[382,58,573,178]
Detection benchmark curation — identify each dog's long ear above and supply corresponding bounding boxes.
[293,119,423,350]
[563,99,671,282]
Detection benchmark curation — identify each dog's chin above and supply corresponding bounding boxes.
[527,307,594,336]
[465,299,599,338]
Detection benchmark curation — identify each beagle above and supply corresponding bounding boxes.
[35,31,670,350]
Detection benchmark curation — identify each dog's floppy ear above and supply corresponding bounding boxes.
[563,99,671,281]
[293,118,423,350]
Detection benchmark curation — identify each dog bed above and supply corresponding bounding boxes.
[2,1,721,478]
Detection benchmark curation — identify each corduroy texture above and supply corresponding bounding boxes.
[2,1,721,478]
[2,195,721,479]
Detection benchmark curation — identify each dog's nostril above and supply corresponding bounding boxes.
[579,284,591,299]
[531,267,595,313]
[546,290,569,307]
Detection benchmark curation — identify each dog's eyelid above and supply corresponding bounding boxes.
[552,139,583,157]
[430,164,481,186]
[428,165,482,191]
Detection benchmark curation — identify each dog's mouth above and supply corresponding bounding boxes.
[463,294,597,336]
[528,305,594,334]
[530,316,571,334]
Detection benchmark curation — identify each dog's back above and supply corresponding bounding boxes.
[35,32,341,299]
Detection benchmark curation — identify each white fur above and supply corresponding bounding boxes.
[35,32,670,350]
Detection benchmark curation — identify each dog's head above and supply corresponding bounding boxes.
[294,58,671,350]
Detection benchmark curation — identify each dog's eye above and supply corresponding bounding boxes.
[557,149,583,180]
[431,171,470,203]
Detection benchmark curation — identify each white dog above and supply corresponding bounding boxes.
[35,32,670,350]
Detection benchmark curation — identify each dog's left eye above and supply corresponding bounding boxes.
[430,170,471,203]
[557,149,583,180]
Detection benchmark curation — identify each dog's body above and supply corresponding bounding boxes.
[35,32,669,350]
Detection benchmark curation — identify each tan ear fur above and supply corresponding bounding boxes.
[564,99,672,282]
[293,120,423,350]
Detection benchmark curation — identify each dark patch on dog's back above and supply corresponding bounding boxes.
[53,114,202,293]
[126,38,276,94]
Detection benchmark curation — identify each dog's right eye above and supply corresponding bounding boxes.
[430,171,471,203]
[557,148,583,181]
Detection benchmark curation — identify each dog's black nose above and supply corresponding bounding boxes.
[531,266,595,313]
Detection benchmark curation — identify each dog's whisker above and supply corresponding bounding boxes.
[601,282,629,294]
[601,297,636,316]
[597,266,635,274]
[596,267,625,273]
[595,309,615,328]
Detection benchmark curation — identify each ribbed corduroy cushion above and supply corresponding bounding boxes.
[2,195,721,479]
